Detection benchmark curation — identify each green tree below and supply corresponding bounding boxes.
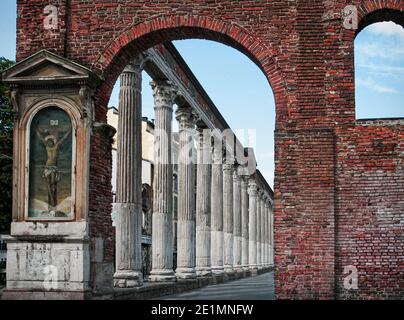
[0,57,15,234]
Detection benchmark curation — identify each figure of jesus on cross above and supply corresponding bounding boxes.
[35,123,71,213]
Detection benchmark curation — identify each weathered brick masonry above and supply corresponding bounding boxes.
[15,0,403,299]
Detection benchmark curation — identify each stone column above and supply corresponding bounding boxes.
[223,158,234,273]
[211,136,224,275]
[175,106,197,280]
[256,190,262,269]
[149,80,177,282]
[233,167,242,272]
[263,198,269,267]
[196,124,212,277]
[248,180,258,272]
[241,175,249,271]
[114,60,143,288]
[270,205,274,266]
[260,194,266,268]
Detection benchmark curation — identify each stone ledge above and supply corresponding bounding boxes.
[1,288,92,300]
[95,269,274,300]
[1,268,275,300]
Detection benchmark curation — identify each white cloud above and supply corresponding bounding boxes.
[356,77,399,94]
[367,21,404,39]
[357,63,404,79]
[356,42,404,60]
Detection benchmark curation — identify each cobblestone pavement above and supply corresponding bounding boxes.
[160,272,275,300]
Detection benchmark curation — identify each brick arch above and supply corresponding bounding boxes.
[357,0,404,27]
[356,4,404,35]
[93,14,287,122]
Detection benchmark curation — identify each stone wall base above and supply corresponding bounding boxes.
[98,268,274,300]
[1,268,274,300]
[2,289,92,300]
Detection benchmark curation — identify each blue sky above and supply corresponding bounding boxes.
[355,21,404,119]
[1,1,403,186]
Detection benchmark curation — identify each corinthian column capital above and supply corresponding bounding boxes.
[248,179,258,197]
[176,106,196,129]
[151,80,178,110]
[223,163,235,172]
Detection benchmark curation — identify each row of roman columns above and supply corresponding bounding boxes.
[113,58,274,288]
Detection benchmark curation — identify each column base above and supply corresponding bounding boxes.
[249,266,258,275]
[233,266,244,273]
[224,266,234,274]
[149,270,177,283]
[196,267,212,277]
[211,266,225,275]
[176,268,197,280]
[113,271,143,288]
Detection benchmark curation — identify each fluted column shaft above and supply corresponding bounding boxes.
[256,192,262,269]
[149,80,177,282]
[241,176,249,271]
[260,195,266,268]
[114,61,143,288]
[248,180,258,271]
[196,126,212,277]
[223,162,234,273]
[175,106,197,279]
[264,200,269,267]
[270,206,274,265]
[211,138,224,274]
[233,169,242,272]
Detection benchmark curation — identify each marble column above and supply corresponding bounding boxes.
[260,194,266,268]
[233,167,242,272]
[248,180,258,272]
[114,60,144,288]
[240,175,249,271]
[175,106,197,280]
[270,205,274,265]
[223,158,234,273]
[263,198,269,267]
[196,124,212,277]
[149,80,177,282]
[256,190,262,269]
[211,137,224,275]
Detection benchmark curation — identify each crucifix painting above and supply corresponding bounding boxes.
[28,107,73,219]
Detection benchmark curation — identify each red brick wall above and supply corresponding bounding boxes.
[15,0,404,299]
[335,121,404,299]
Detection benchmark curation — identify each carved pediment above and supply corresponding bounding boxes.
[1,50,99,86]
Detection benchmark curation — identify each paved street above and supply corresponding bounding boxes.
[161,272,275,300]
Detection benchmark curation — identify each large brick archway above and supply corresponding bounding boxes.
[92,14,288,125]
[12,0,404,299]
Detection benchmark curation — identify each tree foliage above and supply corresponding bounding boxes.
[0,57,15,234]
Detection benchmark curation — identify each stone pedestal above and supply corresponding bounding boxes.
[175,106,197,280]
[149,80,177,282]
[2,222,91,300]
[114,60,143,288]
[211,138,224,275]
[196,125,212,277]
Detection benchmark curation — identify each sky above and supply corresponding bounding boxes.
[1,1,403,187]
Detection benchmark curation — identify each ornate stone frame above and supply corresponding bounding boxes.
[21,98,80,222]
[1,50,99,227]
